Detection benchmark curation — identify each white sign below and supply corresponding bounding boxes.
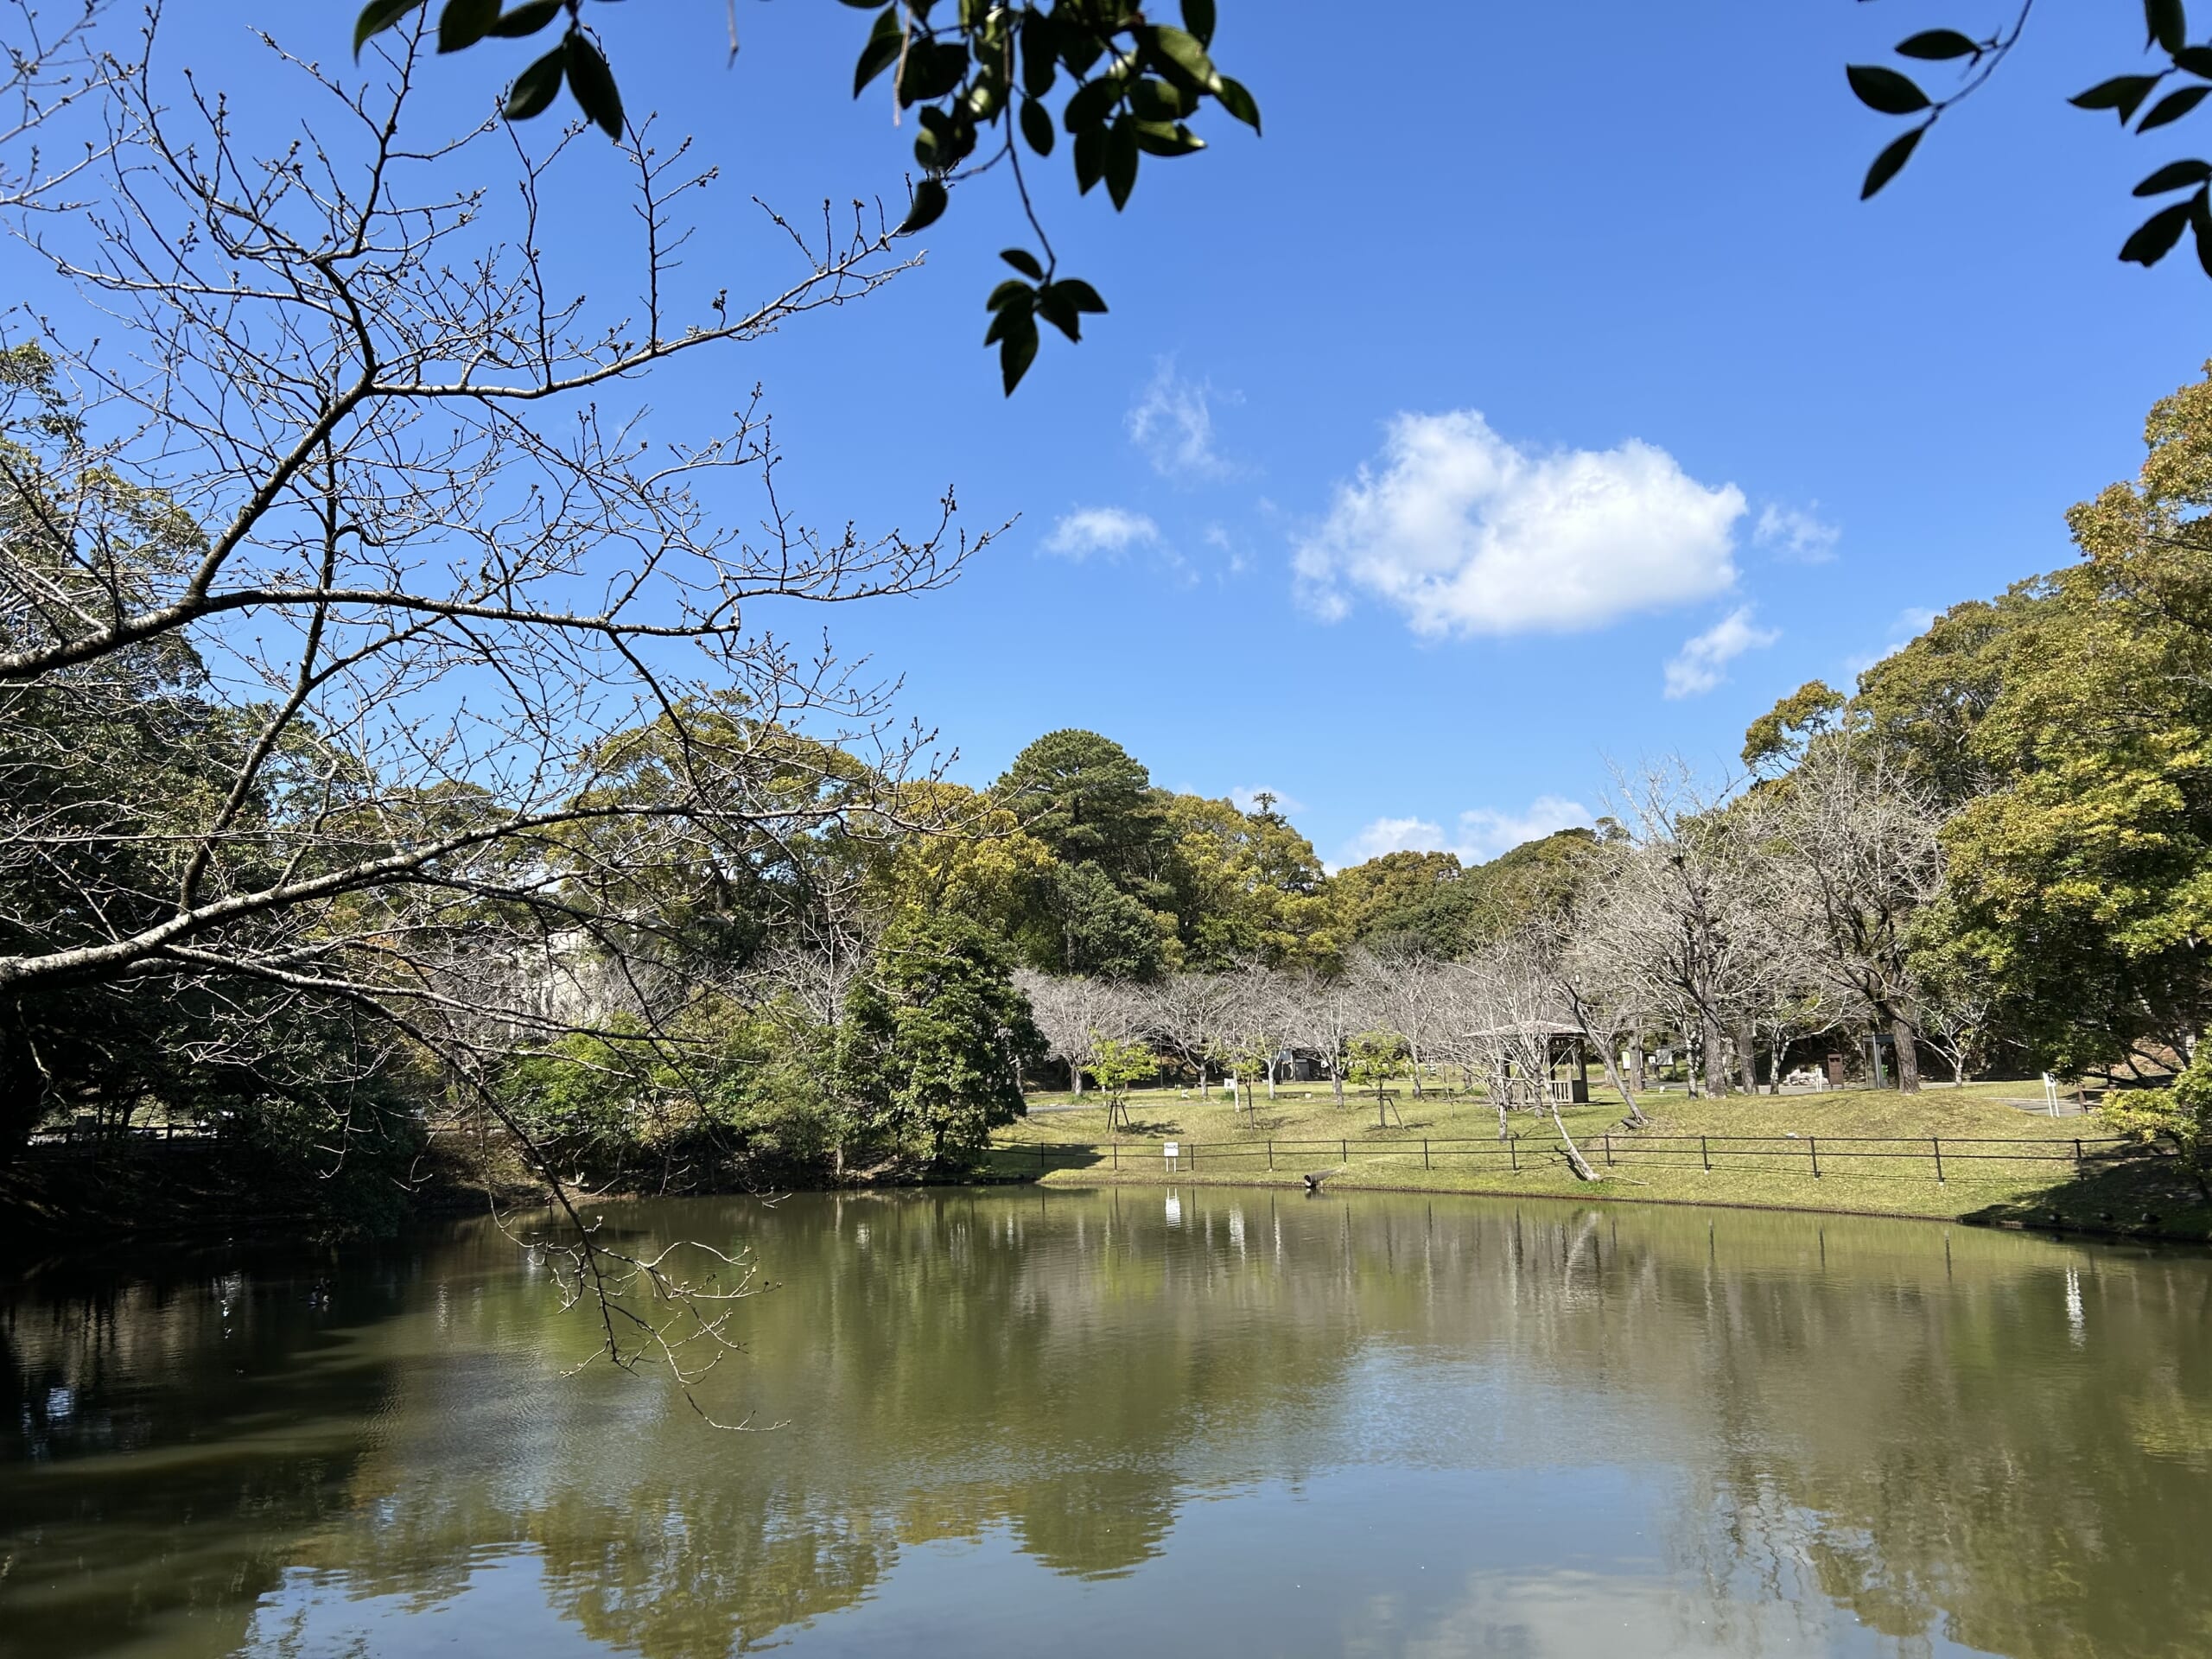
[1163,1141,1179,1160]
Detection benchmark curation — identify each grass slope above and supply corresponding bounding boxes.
[986,1080,2211,1243]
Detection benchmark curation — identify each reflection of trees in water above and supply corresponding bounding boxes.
[0,1247,416,1658]
[1659,1226,2212,1659]
[5,1195,2210,1659]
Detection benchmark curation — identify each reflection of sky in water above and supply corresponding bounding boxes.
[243,1468,2000,1658]
[6,1190,2206,1659]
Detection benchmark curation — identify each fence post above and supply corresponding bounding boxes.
[1510,1136,1518,1172]
[1423,1138,1431,1170]
[1809,1135,1821,1179]
[1191,1141,1198,1172]
[1604,1134,1612,1168]
[1113,1141,1119,1171]
[2074,1138,2083,1171]
[1932,1136,1944,1184]
[1700,1135,1710,1173]
[1267,1140,1274,1171]
[1342,1137,1348,1164]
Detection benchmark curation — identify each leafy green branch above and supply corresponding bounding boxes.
[353,1,1261,394]
[1851,0,2212,276]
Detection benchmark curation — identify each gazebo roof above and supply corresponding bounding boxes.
[1461,1020,1586,1039]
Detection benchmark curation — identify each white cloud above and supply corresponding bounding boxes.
[1662,605,1780,699]
[1229,785,1306,816]
[1293,410,1745,636]
[1454,795,1593,859]
[1128,360,1232,480]
[1336,795,1592,869]
[1842,606,1942,676]
[1753,502,1841,563]
[1043,505,1159,559]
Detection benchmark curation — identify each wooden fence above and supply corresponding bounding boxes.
[986,1131,2156,1185]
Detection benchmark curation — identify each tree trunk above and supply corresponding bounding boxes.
[1629,1039,1645,1095]
[1736,1016,1758,1096]
[0,1016,46,1165]
[1330,1057,1344,1107]
[1409,1044,1424,1098]
[1549,1103,1599,1181]
[1890,1013,1922,1093]
[1593,1033,1649,1128]
[1071,1058,1084,1096]
[1700,1015,1727,1097]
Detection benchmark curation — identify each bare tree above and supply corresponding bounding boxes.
[1278,953,1380,1109]
[1217,963,1292,1124]
[1370,944,1450,1099]
[1144,971,1239,1103]
[1916,959,1997,1088]
[1014,971,1142,1097]
[1462,937,1598,1179]
[1748,738,1947,1093]
[0,17,970,1405]
[0,0,120,213]
[1589,762,1770,1100]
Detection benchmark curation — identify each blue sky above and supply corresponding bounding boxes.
[178,3,2211,866]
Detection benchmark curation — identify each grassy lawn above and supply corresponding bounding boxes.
[985,1077,2212,1243]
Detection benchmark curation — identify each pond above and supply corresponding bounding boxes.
[3,1189,2209,1658]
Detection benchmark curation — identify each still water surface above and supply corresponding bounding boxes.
[3,1189,2210,1658]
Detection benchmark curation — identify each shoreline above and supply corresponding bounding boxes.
[999,1160,2211,1247]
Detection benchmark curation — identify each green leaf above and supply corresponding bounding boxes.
[2140,83,2211,130]
[1020,11,1058,99]
[1020,96,1055,156]
[2120,198,2194,264]
[1182,0,1217,48]
[2177,45,2212,77]
[983,288,1033,342]
[1134,119,1205,157]
[1847,65,1931,116]
[2190,190,2212,276]
[1129,76,1193,121]
[1072,124,1106,194]
[1000,315,1040,396]
[1861,124,1925,199]
[1104,114,1140,209]
[1216,75,1262,133]
[896,177,948,235]
[2070,73,2164,121]
[490,0,563,39]
[1049,278,1107,314]
[565,31,624,139]
[1000,247,1046,280]
[855,9,904,97]
[2147,0,2188,55]
[1896,29,1980,60]
[437,0,501,54]
[354,0,420,57]
[1147,25,1222,93]
[2136,159,2212,194]
[1035,283,1083,341]
[1064,75,1122,135]
[504,43,565,118]
[899,38,969,105]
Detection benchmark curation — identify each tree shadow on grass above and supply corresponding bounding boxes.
[1962,1157,2212,1243]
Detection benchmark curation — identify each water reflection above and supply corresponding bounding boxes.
[3,1190,2209,1658]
